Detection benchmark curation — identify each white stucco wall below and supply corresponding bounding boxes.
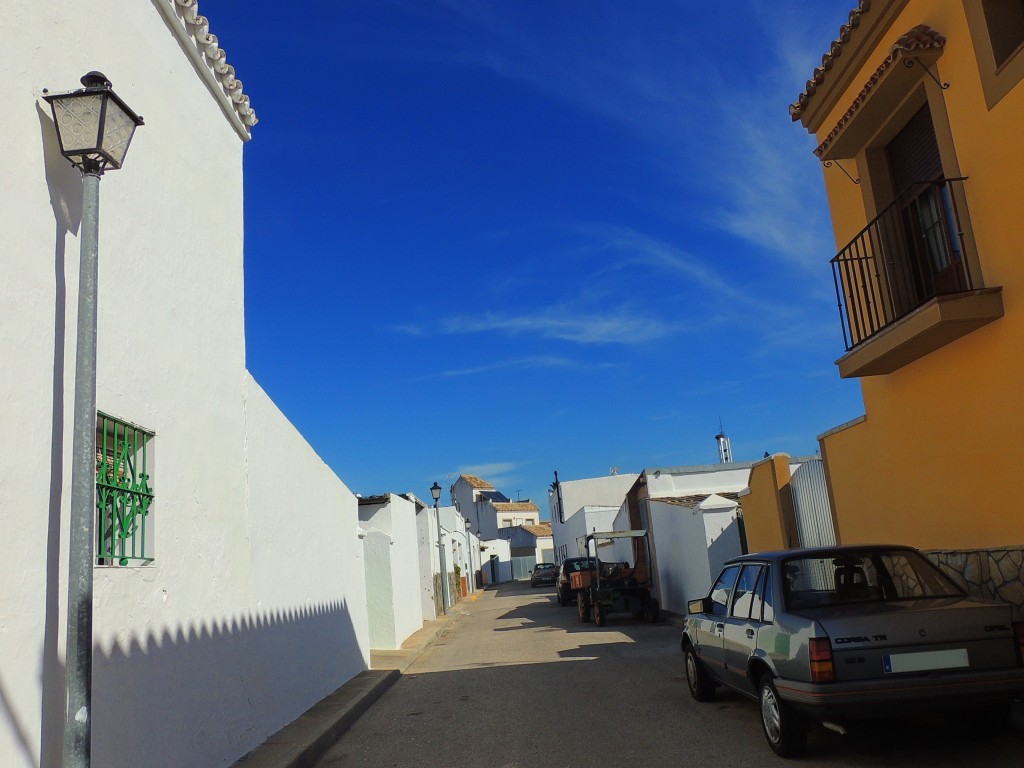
[645,464,753,498]
[549,474,638,565]
[415,505,438,621]
[1,4,369,767]
[361,529,396,648]
[359,495,424,649]
[646,500,720,614]
[479,539,512,584]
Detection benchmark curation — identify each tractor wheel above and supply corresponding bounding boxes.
[594,602,606,627]
[577,593,591,623]
[644,597,660,623]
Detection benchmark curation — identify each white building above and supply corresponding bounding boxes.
[624,463,756,615]
[1,3,369,766]
[358,494,431,650]
[495,502,541,529]
[548,473,640,564]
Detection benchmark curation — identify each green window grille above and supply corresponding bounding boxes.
[95,414,154,566]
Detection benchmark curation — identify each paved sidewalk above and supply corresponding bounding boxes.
[231,590,490,768]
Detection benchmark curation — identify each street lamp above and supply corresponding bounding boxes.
[430,482,449,614]
[44,72,143,768]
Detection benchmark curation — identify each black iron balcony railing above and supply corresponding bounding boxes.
[831,177,973,351]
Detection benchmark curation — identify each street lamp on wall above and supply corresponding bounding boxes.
[45,72,144,174]
[430,482,449,614]
[44,72,143,768]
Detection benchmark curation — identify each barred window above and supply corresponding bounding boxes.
[95,414,154,566]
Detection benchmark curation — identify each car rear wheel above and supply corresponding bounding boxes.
[759,676,806,758]
[577,593,591,623]
[684,645,715,702]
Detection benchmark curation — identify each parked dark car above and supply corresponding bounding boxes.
[530,563,557,587]
[681,545,1024,758]
[556,557,600,606]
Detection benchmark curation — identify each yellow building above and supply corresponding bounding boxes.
[790,1,1024,610]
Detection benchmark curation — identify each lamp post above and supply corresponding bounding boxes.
[44,72,143,768]
[430,482,449,614]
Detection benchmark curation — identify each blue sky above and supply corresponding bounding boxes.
[204,0,864,512]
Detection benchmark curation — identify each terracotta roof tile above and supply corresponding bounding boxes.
[523,523,553,537]
[812,25,946,157]
[459,474,494,489]
[493,501,540,512]
[789,1,871,122]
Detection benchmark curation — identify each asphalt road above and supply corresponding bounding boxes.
[317,582,1024,767]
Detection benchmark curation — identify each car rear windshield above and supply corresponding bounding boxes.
[566,559,598,571]
[782,549,965,610]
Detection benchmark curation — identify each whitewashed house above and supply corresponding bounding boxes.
[449,473,539,583]
[548,473,640,564]
[1,3,369,767]
[496,522,554,579]
[358,494,428,649]
[623,463,753,615]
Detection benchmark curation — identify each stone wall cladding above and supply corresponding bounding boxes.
[926,547,1024,620]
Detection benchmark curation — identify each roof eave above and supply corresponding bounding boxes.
[790,0,911,134]
[154,0,257,142]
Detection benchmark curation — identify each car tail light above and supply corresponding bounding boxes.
[809,637,835,683]
[1013,622,1024,664]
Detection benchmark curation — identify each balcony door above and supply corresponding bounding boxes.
[885,106,966,313]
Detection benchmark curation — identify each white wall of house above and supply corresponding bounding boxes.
[536,536,554,563]
[549,474,638,565]
[479,538,512,584]
[644,463,753,498]
[497,511,540,527]
[640,465,752,617]
[359,495,424,649]
[646,499,721,615]
[415,503,438,621]
[561,505,620,560]
[1,4,368,767]
[437,505,461,596]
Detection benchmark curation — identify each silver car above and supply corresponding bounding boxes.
[681,545,1024,757]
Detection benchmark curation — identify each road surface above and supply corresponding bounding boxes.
[317,581,1024,767]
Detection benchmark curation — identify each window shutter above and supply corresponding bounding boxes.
[886,106,943,194]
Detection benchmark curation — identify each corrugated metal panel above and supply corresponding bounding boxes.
[511,556,536,580]
[791,459,836,548]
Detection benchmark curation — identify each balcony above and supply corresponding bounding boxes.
[830,178,1003,378]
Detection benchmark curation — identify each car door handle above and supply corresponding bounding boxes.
[746,629,755,639]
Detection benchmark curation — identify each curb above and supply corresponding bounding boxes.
[231,669,399,768]
[231,594,487,767]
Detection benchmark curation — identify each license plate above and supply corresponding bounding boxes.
[883,648,969,674]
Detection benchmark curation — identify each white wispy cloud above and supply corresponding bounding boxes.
[420,1,844,273]
[440,307,679,345]
[437,355,619,378]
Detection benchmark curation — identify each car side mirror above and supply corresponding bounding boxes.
[688,597,710,615]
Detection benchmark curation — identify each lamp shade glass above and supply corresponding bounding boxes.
[430,482,442,502]
[46,80,142,172]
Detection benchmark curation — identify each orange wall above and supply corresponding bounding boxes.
[742,456,792,553]
[815,1,1024,550]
